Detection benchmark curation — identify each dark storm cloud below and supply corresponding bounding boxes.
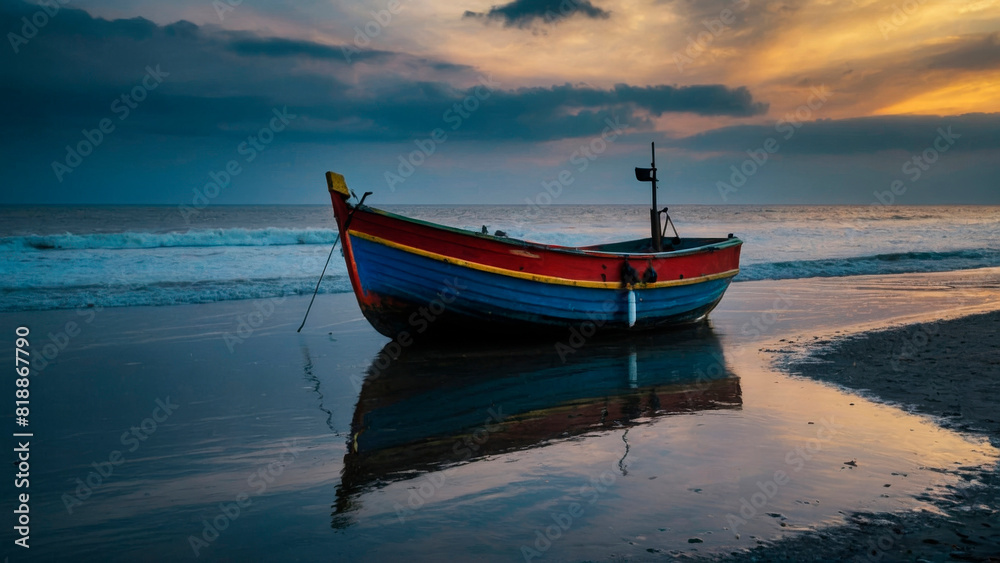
[279,81,767,142]
[673,113,1000,155]
[463,0,610,28]
[610,84,765,117]
[0,0,765,144]
[464,83,767,139]
[229,37,381,61]
[227,37,473,72]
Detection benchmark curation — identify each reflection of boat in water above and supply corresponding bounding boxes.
[331,325,740,525]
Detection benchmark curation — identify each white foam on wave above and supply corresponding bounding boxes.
[3,228,339,250]
[0,276,352,313]
[738,249,1000,281]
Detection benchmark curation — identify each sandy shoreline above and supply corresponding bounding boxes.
[713,311,1000,562]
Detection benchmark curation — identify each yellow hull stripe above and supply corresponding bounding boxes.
[348,230,739,290]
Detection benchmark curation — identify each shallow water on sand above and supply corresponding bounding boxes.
[4,269,1000,561]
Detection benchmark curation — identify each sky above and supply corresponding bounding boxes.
[1,0,998,205]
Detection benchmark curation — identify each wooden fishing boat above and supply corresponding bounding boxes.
[324,145,742,337]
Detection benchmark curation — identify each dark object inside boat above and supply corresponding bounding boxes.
[584,237,732,253]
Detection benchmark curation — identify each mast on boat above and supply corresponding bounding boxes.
[635,142,662,252]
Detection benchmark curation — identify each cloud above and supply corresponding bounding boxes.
[229,37,375,61]
[0,0,765,145]
[746,30,1000,118]
[8,0,994,205]
[464,83,767,140]
[226,36,474,73]
[609,84,766,117]
[925,32,1000,71]
[463,0,610,28]
[672,113,1000,155]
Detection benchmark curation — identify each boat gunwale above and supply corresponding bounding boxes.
[353,203,743,259]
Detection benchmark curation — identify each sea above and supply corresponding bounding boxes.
[3,204,999,312]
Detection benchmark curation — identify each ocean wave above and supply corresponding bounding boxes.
[0,276,352,313]
[738,248,1000,281]
[3,228,340,250]
[887,214,939,221]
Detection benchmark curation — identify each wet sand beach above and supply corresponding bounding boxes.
[3,268,1000,561]
[712,310,1000,562]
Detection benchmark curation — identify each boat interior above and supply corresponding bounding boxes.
[579,237,735,254]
